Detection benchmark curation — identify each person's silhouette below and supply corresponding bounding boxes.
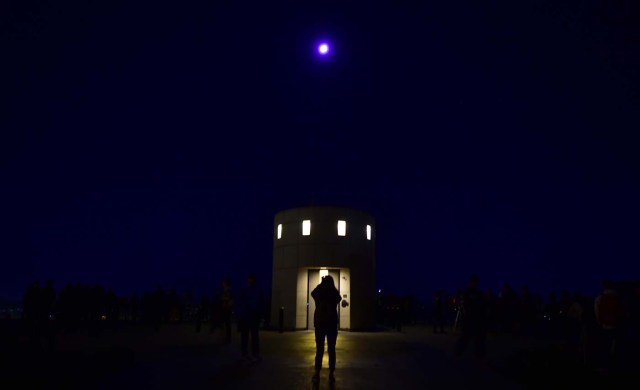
[455,275,487,359]
[433,290,446,334]
[41,281,56,351]
[220,278,233,343]
[311,275,342,384]
[237,273,262,362]
[23,281,41,347]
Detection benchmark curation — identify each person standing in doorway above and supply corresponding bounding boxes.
[311,275,342,384]
[237,273,263,363]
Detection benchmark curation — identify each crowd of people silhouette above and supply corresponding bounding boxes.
[19,275,269,352]
[16,275,640,379]
[377,277,640,372]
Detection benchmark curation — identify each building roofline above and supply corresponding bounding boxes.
[275,206,373,218]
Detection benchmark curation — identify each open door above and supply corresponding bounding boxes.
[307,269,340,329]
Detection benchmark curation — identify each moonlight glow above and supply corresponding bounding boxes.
[318,43,329,55]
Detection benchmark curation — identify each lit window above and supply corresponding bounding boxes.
[302,220,311,236]
[319,269,329,278]
[337,220,346,236]
[367,225,372,240]
[277,224,282,239]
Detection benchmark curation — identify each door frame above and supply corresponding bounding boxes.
[307,268,341,329]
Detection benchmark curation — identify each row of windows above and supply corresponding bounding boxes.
[276,220,372,240]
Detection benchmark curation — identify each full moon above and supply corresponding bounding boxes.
[318,43,329,55]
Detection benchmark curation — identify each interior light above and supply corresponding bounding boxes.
[337,220,346,236]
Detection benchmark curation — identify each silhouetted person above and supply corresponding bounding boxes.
[23,281,41,348]
[40,280,56,316]
[237,273,263,362]
[485,288,498,333]
[181,289,191,322]
[220,278,233,343]
[71,283,83,328]
[23,281,40,324]
[403,295,416,325]
[595,280,624,370]
[455,275,487,359]
[141,292,152,326]
[453,289,463,331]
[432,290,446,334]
[628,286,640,369]
[167,289,179,322]
[559,289,572,339]
[566,292,585,346]
[152,287,166,331]
[105,288,118,328]
[131,294,140,322]
[389,294,402,331]
[520,287,537,337]
[499,283,519,334]
[311,275,342,384]
[40,281,56,351]
[545,290,559,337]
[196,294,210,333]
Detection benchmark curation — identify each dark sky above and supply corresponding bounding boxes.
[2,0,639,301]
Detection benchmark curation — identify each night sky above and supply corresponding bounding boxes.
[2,1,639,301]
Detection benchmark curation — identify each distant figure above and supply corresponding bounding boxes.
[520,287,537,337]
[152,287,166,332]
[455,275,487,359]
[594,280,624,369]
[23,281,40,324]
[311,275,342,384]
[485,288,498,333]
[220,278,234,343]
[566,293,585,346]
[237,273,263,362]
[196,294,210,333]
[23,281,41,347]
[432,291,446,334]
[558,289,572,338]
[544,290,559,337]
[499,283,519,334]
[453,288,463,331]
[391,294,402,332]
[131,294,140,322]
[41,281,56,318]
[631,286,640,332]
[41,281,57,351]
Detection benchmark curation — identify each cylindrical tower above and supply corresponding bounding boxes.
[271,206,376,331]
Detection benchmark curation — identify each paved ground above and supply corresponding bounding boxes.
[93,325,523,390]
[8,322,591,389]
[4,322,635,389]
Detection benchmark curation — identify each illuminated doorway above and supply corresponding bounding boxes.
[307,268,350,330]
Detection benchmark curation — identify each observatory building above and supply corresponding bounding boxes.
[271,207,376,331]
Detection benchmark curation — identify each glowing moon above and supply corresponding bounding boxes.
[318,43,329,55]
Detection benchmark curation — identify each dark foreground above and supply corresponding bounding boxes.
[0,321,636,389]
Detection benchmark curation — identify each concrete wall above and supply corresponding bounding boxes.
[271,207,376,330]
